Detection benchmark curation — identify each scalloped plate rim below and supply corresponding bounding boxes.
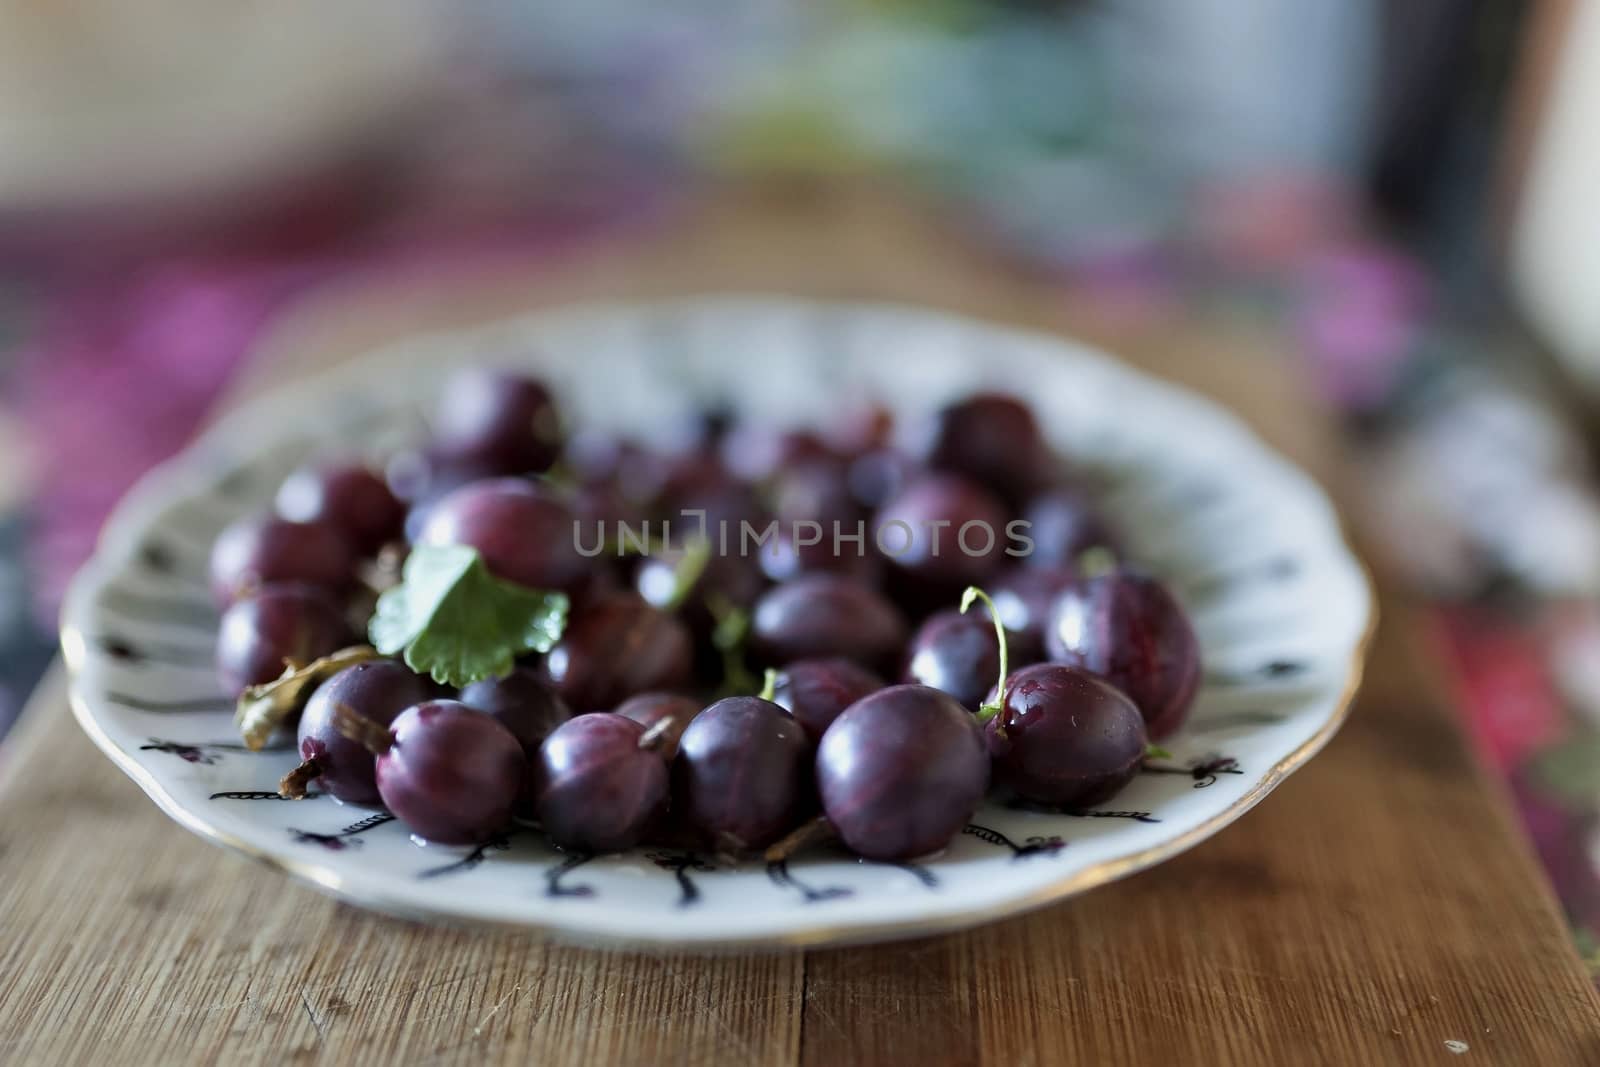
[60,294,1375,950]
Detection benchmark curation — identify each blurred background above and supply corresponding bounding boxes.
[0,0,1596,974]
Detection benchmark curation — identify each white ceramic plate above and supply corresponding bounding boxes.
[62,297,1372,949]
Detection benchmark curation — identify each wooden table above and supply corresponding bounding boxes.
[3,185,1598,1065]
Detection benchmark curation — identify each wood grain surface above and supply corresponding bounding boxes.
[2,184,1597,1066]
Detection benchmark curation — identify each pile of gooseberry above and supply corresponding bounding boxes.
[212,366,1201,859]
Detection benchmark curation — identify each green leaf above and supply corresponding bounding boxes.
[1144,743,1173,761]
[1528,731,1600,807]
[369,544,569,688]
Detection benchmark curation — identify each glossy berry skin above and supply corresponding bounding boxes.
[275,462,405,555]
[384,446,503,542]
[375,700,525,845]
[534,713,669,852]
[921,392,1050,505]
[432,368,562,474]
[655,407,729,469]
[459,667,573,754]
[749,574,908,673]
[216,586,352,696]
[985,664,1148,806]
[873,473,1009,587]
[652,442,730,505]
[989,565,1079,664]
[771,658,883,743]
[563,429,671,507]
[566,435,672,531]
[661,476,770,540]
[614,692,702,760]
[459,666,573,812]
[847,447,913,511]
[571,481,646,535]
[635,549,766,622]
[635,546,765,679]
[1046,572,1201,739]
[298,660,434,804]
[718,425,831,485]
[1021,489,1118,570]
[772,459,860,527]
[815,685,989,861]
[674,696,811,852]
[417,478,590,593]
[209,516,354,606]
[825,404,895,458]
[543,592,694,711]
[903,609,1001,712]
[386,443,498,505]
[756,528,882,586]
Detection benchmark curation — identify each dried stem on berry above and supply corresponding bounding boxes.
[277,758,322,799]
[763,815,838,862]
[637,717,674,752]
[331,702,395,756]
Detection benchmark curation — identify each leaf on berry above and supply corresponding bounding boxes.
[369,544,569,688]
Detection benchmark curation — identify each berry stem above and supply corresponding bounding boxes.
[758,668,778,703]
[277,758,321,799]
[637,717,674,752]
[961,586,1008,723]
[664,537,712,612]
[235,644,381,750]
[331,702,395,756]
[763,815,838,862]
[1076,545,1118,579]
[708,597,758,698]
[356,543,407,596]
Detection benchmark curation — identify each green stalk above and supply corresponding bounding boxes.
[664,537,712,612]
[961,586,1008,724]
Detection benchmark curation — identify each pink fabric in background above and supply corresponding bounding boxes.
[13,205,652,626]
